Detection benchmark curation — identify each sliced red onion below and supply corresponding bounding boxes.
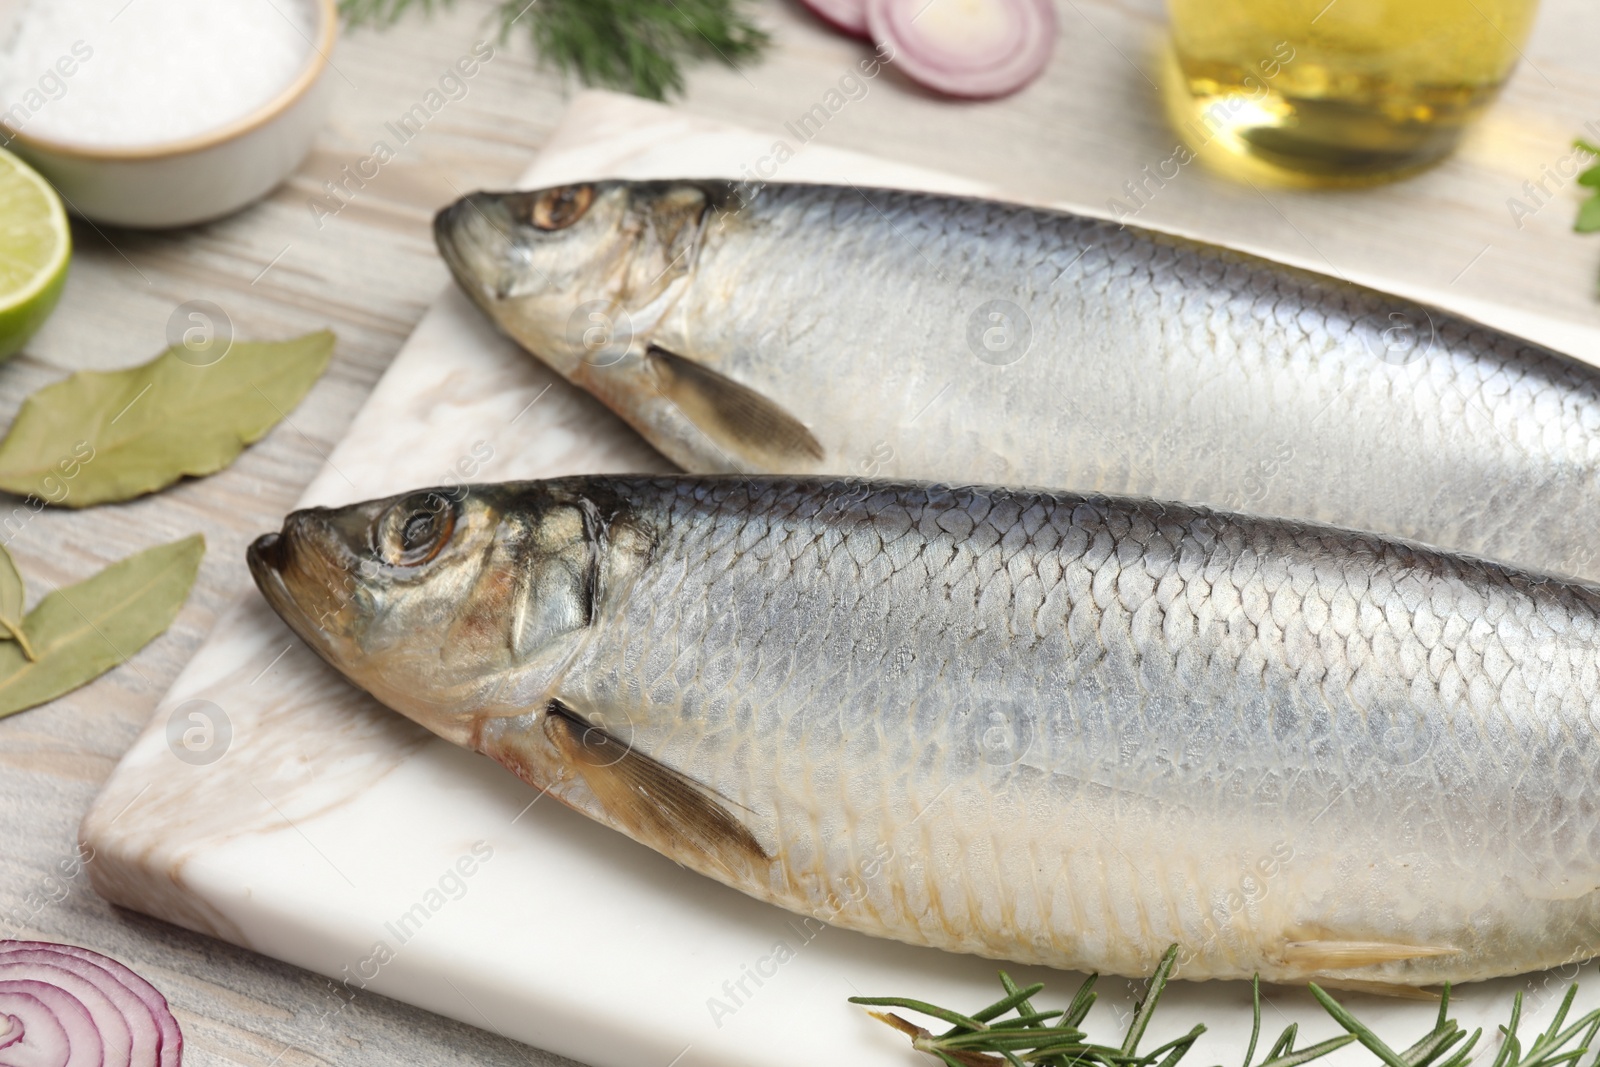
[0,1014,23,1051]
[798,0,870,38]
[0,984,100,1067]
[867,0,1057,98]
[0,943,181,1067]
[0,959,131,1067]
[2,946,178,1067]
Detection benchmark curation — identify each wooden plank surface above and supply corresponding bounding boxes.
[2,0,1598,1064]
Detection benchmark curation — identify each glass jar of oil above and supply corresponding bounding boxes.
[1165,0,1540,184]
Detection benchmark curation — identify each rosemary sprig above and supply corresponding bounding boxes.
[336,0,770,101]
[851,946,1600,1067]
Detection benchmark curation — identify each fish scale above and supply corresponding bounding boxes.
[246,474,1600,985]
[437,181,1600,582]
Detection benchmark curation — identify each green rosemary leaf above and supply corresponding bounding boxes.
[942,1031,1086,1053]
[964,985,1048,1027]
[1257,1035,1357,1067]
[1267,1023,1299,1061]
[856,946,1596,1067]
[999,972,1074,1067]
[1123,946,1181,1057]
[849,996,991,1033]
[1063,974,1100,1029]
[1494,994,1527,1067]
[1400,1023,1463,1067]
[1242,976,1262,1067]
[1307,985,1409,1067]
[983,1013,1069,1031]
[1523,1009,1600,1067]
[1148,1025,1207,1067]
[1431,1030,1482,1067]
[1580,1016,1600,1058]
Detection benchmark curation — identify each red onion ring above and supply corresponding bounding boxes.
[0,1013,25,1051]
[866,0,1058,98]
[0,983,100,1067]
[798,0,871,38]
[0,943,181,1067]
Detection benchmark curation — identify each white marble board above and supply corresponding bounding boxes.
[80,91,1600,1067]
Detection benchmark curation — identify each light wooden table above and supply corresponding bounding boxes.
[3,1,1598,1063]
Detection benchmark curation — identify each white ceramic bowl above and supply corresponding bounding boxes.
[0,0,336,229]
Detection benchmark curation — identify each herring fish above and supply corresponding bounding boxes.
[249,475,1600,987]
[435,180,1600,583]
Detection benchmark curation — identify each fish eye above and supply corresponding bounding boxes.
[527,184,594,231]
[375,493,457,568]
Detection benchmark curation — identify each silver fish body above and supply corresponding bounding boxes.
[437,181,1600,583]
[249,476,1600,986]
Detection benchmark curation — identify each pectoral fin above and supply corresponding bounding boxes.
[543,699,770,880]
[645,344,824,470]
[1280,939,1458,972]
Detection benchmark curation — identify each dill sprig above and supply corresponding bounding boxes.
[850,945,1600,1067]
[336,0,770,101]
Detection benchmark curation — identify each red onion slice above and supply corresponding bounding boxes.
[0,983,100,1067]
[0,947,175,1067]
[0,959,133,1067]
[0,1014,24,1051]
[798,0,871,38]
[0,943,181,1067]
[867,0,1058,98]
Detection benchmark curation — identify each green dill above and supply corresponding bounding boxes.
[336,0,770,101]
[851,945,1600,1067]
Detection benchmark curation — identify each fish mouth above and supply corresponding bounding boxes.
[248,531,285,573]
[434,194,508,317]
[247,530,300,625]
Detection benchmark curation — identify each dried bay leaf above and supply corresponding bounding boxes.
[0,544,34,660]
[0,534,204,719]
[0,330,335,507]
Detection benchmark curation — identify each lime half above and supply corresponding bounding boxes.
[0,147,68,361]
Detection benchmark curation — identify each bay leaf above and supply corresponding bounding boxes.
[0,330,335,507]
[0,534,204,719]
[0,543,34,661]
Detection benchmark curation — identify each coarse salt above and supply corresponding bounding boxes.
[0,0,317,147]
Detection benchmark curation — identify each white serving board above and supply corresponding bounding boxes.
[83,91,1600,1067]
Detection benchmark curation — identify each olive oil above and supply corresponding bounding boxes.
[1166,0,1540,184]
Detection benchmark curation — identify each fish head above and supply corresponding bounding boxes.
[434,180,720,374]
[248,484,590,746]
